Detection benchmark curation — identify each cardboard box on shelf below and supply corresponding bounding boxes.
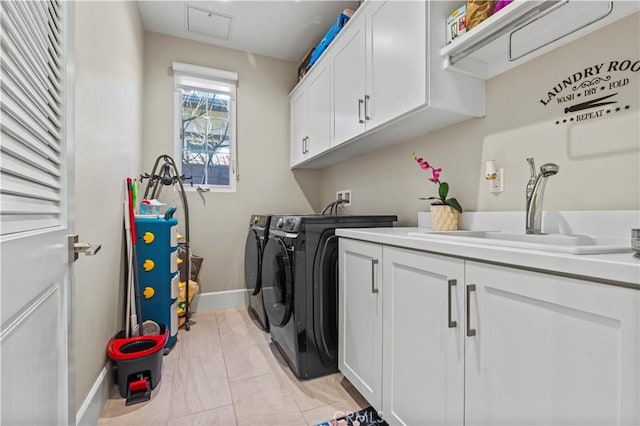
[298,48,313,82]
[446,4,467,44]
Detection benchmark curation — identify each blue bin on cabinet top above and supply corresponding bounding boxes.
[308,11,352,68]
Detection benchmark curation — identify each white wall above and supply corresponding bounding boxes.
[142,32,320,293]
[319,13,640,225]
[74,1,144,411]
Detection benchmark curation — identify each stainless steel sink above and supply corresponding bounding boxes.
[407,230,630,254]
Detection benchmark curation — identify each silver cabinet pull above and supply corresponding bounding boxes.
[364,94,370,120]
[466,284,476,337]
[302,137,309,154]
[371,258,379,294]
[358,99,364,124]
[448,279,457,328]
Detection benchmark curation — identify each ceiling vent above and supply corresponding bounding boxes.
[186,5,233,40]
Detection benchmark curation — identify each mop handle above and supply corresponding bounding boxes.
[126,178,137,244]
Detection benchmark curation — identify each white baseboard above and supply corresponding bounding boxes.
[76,362,111,426]
[192,289,248,312]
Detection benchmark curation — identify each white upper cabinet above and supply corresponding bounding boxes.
[290,0,485,169]
[366,0,427,130]
[331,16,366,145]
[332,0,428,145]
[306,59,332,158]
[289,83,307,167]
[441,0,640,79]
[289,58,332,167]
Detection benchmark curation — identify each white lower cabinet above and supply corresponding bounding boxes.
[464,261,640,426]
[338,239,383,408]
[338,238,640,425]
[382,247,464,426]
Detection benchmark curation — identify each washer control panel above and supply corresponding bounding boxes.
[249,214,270,228]
[272,216,301,233]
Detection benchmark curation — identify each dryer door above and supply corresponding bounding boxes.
[313,231,339,366]
[244,229,263,295]
[262,237,294,327]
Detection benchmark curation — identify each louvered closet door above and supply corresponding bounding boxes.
[0,1,74,424]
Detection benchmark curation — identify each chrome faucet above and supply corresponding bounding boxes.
[525,158,559,234]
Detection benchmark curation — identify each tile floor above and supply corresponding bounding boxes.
[98,307,368,425]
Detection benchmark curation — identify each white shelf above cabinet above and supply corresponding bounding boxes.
[441,0,640,80]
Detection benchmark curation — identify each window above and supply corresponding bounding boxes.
[173,62,237,191]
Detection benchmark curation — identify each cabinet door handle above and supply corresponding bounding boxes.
[302,137,306,154]
[466,284,476,337]
[358,99,364,124]
[371,258,379,294]
[364,94,370,121]
[448,279,457,328]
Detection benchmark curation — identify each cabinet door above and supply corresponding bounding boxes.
[366,0,427,130]
[306,59,331,158]
[289,84,307,167]
[332,17,366,146]
[464,262,640,426]
[338,238,383,409]
[382,247,464,426]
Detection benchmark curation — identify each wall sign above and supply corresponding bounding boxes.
[539,59,639,125]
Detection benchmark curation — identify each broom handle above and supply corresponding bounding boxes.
[127,178,143,334]
[124,194,133,338]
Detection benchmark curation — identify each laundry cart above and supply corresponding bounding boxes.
[135,207,179,350]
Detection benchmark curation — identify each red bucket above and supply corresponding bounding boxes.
[107,326,168,403]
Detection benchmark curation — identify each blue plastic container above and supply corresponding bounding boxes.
[308,12,351,68]
[135,207,179,349]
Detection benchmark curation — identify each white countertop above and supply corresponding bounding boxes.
[336,227,640,288]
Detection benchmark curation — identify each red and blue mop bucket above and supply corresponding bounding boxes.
[107,325,168,405]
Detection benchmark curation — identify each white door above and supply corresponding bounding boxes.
[331,16,366,146]
[305,58,331,158]
[366,0,427,130]
[1,1,75,424]
[289,83,307,167]
[465,261,640,426]
[338,238,383,409]
[382,247,464,426]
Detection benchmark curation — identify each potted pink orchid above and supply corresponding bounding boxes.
[412,153,462,231]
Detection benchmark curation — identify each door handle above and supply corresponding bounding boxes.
[448,279,457,328]
[364,94,370,121]
[302,137,305,154]
[68,234,102,262]
[371,258,379,294]
[466,284,476,337]
[358,99,364,124]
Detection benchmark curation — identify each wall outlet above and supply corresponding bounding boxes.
[337,189,352,206]
[489,168,504,193]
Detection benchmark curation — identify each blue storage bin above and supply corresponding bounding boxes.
[135,210,179,349]
[308,11,352,68]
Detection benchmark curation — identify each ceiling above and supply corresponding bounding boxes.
[137,1,360,62]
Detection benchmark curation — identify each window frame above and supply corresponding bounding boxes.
[172,62,238,193]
